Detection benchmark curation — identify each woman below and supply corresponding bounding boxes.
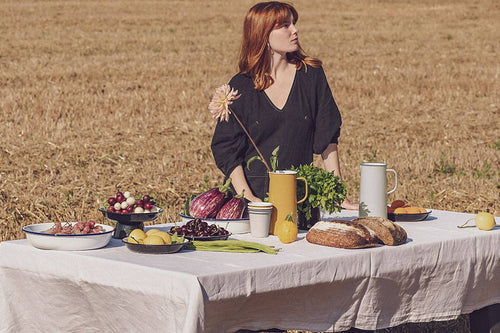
[211,1,358,210]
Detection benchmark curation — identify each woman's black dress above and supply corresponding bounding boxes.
[211,65,342,200]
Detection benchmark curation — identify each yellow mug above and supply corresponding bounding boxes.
[268,170,308,235]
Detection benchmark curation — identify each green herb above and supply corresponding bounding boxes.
[269,146,279,171]
[246,146,280,172]
[171,232,186,244]
[291,164,347,220]
[182,193,198,216]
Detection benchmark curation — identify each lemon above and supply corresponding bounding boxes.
[143,235,165,245]
[276,213,298,244]
[128,229,147,244]
[475,212,496,231]
[146,228,162,236]
[155,231,172,245]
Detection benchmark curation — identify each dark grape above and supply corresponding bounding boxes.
[171,219,228,238]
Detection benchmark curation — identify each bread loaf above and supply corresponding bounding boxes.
[352,216,407,246]
[306,220,379,249]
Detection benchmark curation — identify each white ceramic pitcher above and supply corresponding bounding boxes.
[359,162,397,218]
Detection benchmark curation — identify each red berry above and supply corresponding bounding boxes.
[116,195,124,203]
[144,202,153,210]
[143,195,151,202]
[107,197,116,205]
[107,206,115,212]
[136,199,144,207]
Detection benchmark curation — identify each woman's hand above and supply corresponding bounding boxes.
[341,197,359,210]
[246,195,262,203]
[229,165,261,202]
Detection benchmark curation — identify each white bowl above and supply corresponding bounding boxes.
[248,202,273,210]
[179,213,250,234]
[23,222,114,250]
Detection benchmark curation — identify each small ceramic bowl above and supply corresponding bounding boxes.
[248,202,273,210]
[388,209,432,222]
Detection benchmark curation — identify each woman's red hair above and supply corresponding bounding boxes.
[238,1,322,90]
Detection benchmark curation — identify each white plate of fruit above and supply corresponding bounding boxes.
[23,221,114,251]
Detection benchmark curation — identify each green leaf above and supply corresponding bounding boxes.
[270,146,280,171]
[246,155,262,170]
[183,193,197,216]
[247,145,280,171]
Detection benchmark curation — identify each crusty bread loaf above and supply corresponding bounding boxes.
[306,220,379,249]
[352,216,407,246]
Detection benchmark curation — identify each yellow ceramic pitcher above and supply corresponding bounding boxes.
[268,170,308,235]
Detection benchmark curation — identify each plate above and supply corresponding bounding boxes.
[388,210,431,222]
[23,222,114,250]
[122,237,190,254]
[99,207,163,223]
[179,213,250,234]
[183,233,231,241]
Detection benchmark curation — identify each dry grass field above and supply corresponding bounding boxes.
[0,0,498,331]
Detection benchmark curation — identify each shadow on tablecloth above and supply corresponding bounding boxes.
[235,313,471,333]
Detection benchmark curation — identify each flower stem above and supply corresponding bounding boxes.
[230,107,271,172]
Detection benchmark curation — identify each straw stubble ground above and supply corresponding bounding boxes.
[0,0,498,332]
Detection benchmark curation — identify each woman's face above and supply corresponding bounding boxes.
[268,12,299,55]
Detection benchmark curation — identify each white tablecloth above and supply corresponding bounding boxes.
[1,209,499,333]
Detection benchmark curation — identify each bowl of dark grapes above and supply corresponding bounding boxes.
[169,218,231,241]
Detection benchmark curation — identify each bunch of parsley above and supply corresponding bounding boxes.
[291,164,347,220]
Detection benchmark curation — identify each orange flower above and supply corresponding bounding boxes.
[208,84,241,122]
[208,84,271,172]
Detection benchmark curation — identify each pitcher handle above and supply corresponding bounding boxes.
[387,169,398,194]
[296,177,308,204]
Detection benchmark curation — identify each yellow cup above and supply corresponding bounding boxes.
[268,171,308,235]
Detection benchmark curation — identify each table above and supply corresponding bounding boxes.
[1,209,499,333]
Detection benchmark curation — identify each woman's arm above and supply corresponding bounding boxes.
[321,143,359,210]
[229,165,262,202]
